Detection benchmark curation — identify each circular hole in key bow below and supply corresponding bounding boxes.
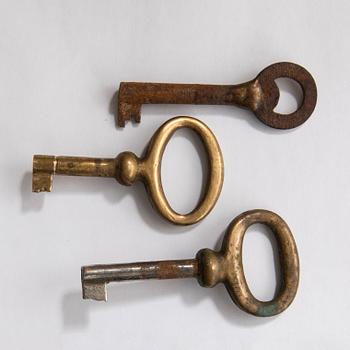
[242,224,281,301]
[161,128,208,214]
[273,78,303,114]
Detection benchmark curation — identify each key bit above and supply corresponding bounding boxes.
[81,210,300,317]
[118,62,317,129]
[32,116,224,225]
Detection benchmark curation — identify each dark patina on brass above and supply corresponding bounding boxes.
[81,210,299,317]
[118,62,317,129]
[32,116,224,225]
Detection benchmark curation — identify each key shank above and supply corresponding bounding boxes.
[32,155,122,192]
[118,80,261,127]
[82,259,198,301]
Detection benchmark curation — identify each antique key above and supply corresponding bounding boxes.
[81,210,299,317]
[32,116,224,225]
[118,62,317,129]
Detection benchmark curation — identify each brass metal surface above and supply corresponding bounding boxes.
[118,62,317,129]
[81,210,299,317]
[32,116,224,225]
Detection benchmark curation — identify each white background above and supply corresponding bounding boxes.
[0,1,349,349]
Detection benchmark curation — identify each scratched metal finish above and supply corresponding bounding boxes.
[82,259,198,282]
[118,62,317,129]
[81,210,299,317]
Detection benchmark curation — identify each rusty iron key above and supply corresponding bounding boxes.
[81,210,299,317]
[118,62,317,129]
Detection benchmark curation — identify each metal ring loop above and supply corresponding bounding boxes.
[255,62,317,129]
[222,209,299,316]
[140,116,224,225]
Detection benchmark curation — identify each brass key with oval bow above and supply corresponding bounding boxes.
[32,116,224,225]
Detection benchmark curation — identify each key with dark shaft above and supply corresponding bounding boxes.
[118,62,317,129]
[81,210,299,317]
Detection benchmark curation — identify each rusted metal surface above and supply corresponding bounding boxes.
[118,62,317,129]
[83,259,198,283]
[32,116,224,225]
[81,209,299,317]
[82,260,198,301]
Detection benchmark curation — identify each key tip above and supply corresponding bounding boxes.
[32,172,53,192]
[32,155,56,192]
[82,281,107,301]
